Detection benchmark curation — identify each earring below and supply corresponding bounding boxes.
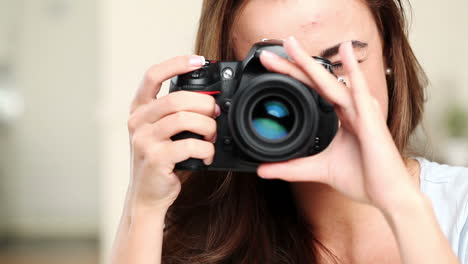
[337,76,347,85]
[385,68,393,76]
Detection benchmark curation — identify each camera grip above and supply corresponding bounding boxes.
[171,131,207,171]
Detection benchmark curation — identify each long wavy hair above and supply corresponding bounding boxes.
[162,0,427,263]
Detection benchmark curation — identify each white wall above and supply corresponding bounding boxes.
[0,0,17,236]
[0,0,99,238]
[409,0,468,156]
[0,0,17,63]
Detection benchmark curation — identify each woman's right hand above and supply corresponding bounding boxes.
[126,55,220,212]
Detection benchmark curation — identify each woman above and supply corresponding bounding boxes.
[112,0,468,263]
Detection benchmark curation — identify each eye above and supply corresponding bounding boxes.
[331,62,344,71]
[331,60,365,74]
[331,62,344,76]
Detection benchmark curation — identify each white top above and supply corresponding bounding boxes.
[416,157,468,263]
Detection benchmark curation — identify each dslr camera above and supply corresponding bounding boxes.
[169,40,338,172]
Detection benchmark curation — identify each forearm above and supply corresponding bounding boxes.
[382,191,459,264]
[111,202,167,264]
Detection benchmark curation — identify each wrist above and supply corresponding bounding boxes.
[113,199,167,264]
[133,203,169,219]
[125,188,175,215]
[378,186,429,221]
[123,203,168,234]
[123,193,171,226]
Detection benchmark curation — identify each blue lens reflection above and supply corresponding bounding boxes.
[251,99,293,140]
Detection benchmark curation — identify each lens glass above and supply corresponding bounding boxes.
[251,97,294,140]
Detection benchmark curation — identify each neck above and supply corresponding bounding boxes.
[289,157,420,262]
[290,182,379,242]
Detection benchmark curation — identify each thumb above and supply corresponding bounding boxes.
[257,153,329,183]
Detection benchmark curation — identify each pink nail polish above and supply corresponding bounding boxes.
[214,104,221,118]
[189,55,205,66]
[211,133,217,143]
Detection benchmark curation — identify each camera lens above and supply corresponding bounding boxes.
[251,97,294,140]
[229,73,320,162]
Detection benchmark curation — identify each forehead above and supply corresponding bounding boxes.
[233,0,378,58]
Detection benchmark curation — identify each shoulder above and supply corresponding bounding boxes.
[417,157,468,184]
[416,157,468,203]
[416,157,468,215]
[417,158,468,213]
[415,157,468,263]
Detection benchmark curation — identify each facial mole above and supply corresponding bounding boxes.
[300,19,320,31]
[302,21,318,27]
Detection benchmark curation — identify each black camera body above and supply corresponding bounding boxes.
[169,40,338,172]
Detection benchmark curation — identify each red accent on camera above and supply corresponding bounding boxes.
[194,91,221,95]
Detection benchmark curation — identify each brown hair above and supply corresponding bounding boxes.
[162,0,427,263]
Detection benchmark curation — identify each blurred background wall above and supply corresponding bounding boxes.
[0,0,466,263]
[0,0,99,263]
[409,0,468,162]
[0,0,98,239]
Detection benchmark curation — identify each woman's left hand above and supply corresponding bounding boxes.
[257,37,420,212]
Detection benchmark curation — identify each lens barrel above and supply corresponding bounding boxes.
[229,73,319,162]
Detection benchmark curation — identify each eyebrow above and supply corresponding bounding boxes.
[319,40,368,59]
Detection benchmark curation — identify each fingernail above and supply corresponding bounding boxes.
[287,36,298,47]
[214,104,221,118]
[258,164,281,176]
[211,133,217,143]
[189,55,205,66]
[257,166,272,179]
[261,50,278,59]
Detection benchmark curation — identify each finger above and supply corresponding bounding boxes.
[339,42,386,130]
[339,41,371,98]
[131,55,206,112]
[259,50,316,88]
[128,91,219,134]
[257,153,328,183]
[152,111,217,142]
[165,139,215,166]
[283,36,353,109]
